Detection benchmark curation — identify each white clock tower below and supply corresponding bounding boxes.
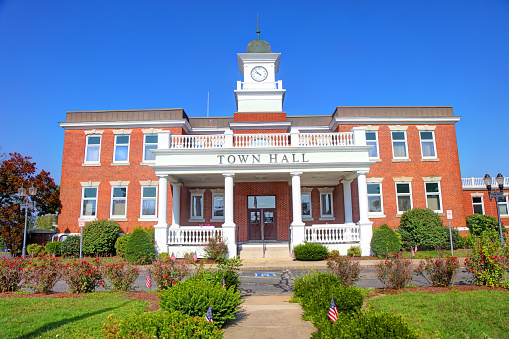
[234,30,286,112]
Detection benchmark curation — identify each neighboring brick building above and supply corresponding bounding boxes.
[58,35,469,257]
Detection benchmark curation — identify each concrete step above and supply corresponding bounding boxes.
[239,243,290,259]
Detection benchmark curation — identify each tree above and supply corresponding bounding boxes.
[0,152,61,253]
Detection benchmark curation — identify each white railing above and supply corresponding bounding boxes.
[168,227,223,245]
[234,133,289,148]
[462,177,509,188]
[171,135,225,149]
[305,224,360,243]
[298,133,353,146]
[237,80,283,91]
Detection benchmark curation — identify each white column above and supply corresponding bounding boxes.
[356,171,373,256]
[341,179,354,224]
[171,183,181,228]
[222,173,236,258]
[154,175,169,254]
[290,172,306,251]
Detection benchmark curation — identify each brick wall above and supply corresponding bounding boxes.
[462,190,509,225]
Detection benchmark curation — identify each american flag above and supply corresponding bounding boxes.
[222,276,226,289]
[193,251,198,262]
[415,244,418,253]
[291,251,295,259]
[328,295,338,323]
[205,305,213,323]
[170,252,176,261]
[146,273,152,289]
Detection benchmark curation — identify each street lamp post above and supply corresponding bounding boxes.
[483,172,505,244]
[18,184,37,258]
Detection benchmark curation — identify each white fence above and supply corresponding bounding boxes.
[304,224,360,243]
[298,133,353,146]
[168,227,224,245]
[462,177,509,188]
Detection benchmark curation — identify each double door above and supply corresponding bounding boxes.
[248,208,277,241]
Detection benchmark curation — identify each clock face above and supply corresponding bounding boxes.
[251,66,268,82]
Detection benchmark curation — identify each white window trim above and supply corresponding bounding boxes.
[113,134,130,164]
[424,181,443,213]
[190,189,205,220]
[391,130,409,160]
[110,186,128,219]
[211,193,225,220]
[81,186,98,219]
[471,194,484,215]
[301,192,313,220]
[318,188,334,219]
[498,194,509,216]
[84,134,102,164]
[142,133,158,163]
[367,182,384,216]
[419,130,438,159]
[395,182,413,214]
[140,185,158,219]
[365,130,380,159]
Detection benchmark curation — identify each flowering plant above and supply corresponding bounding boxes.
[23,256,63,293]
[0,257,26,292]
[375,252,413,289]
[414,253,459,287]
[326,255,360,287]
[149,259,189,290]
[101,262,139,292]
[62,260,103,293]
[464,233,507,287]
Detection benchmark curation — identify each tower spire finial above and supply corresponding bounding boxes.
[256,13,260,41]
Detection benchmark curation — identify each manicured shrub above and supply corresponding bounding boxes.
[61,235,80,258]
[293,242,329,261]
[102,262,139,292]
[194,256,243,292]
[158,252,170,261]
[114,234,129,258]
[346,246,361,257]
[103,310,223,339]
[292,271,342,301]
[312,309,418,339]
[414,253,459,287]
[23,256,62,293]
[204,234,228,261]
[464,233,507,287]
[375,253,413,289]
[82,220,120,256]
[45,241,61,256]
[328,249,340,258]
[62,260,104,293]
[124,228,155,265]
[26,243,45,257]
[399,208,448,250]
[0,257,26,292]
[466,214,503,238]
[371,224,400,258]
[159,278,244,328]
[35,214,57,229]
[149,259,189,290]
[327,255,360,287]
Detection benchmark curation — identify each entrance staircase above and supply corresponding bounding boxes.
[238,242,291,259]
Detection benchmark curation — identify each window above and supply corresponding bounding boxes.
[472,196,484,214]
[498,196,508,215]
[212,194,224,219]
[111,186,127,218]
[391,131,408,158]
[420,131,437,158]
[396,182,412,213]
[114,135,130,162]
[143,134,158,162]
[366,131,379,158]
[301,193,312,218]
[81,187,97,217]
[191,194,203,219]
[85,135,101,163]
[367,183,383,214]
[320,193,333,217]
[425,182,442,212]
[140,186,157,217]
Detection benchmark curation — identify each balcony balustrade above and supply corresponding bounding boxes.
[462,177,509,188]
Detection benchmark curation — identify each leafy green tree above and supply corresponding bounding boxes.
[466,214,503,238]
[399,208,448,250]
[82,220,120,256]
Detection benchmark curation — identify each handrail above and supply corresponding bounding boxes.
[168,227,223,245]
[304,224,360,243]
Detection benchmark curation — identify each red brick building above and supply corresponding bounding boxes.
[58,36,470,257]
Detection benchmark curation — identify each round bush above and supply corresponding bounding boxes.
[124,228,155,264]
[159,278,244,328]
[399,209,448,250]
[466,214,503,237]
[45,241,61,256]
[371,224,401,258]
[61,235,80,258]
[293,242,329,261]
[114,234,130,258]
[82,220,120,256]
[293,271,342,300]
[26,243,45,256]
[347,246,362,257]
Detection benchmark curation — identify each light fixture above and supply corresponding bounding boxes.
[484,172,505,244]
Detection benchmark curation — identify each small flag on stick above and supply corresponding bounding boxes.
[414,244,418,253]
[222,276,226,290]
[411,247,415,257]
[205,304,213,323]
[170,252,176,261]
[291,251,295,259]
[328,295,338,323]
[146,273,152,289]
[193,251,198,262]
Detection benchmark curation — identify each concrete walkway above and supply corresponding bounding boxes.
[223,295,315,339]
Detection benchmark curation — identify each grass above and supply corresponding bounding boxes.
[399,249,470,259]
[367,290,509,339]
[0,292,150,339]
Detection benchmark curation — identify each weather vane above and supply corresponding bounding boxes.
[257,13,260,41]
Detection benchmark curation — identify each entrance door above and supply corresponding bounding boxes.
[247,196,277,241]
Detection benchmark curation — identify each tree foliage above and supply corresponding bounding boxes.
[0,152,61,253]
[399,208,448,250]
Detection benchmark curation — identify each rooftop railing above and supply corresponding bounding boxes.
[462,177,509,188]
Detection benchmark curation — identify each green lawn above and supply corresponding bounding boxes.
[399,249,470,259]
[0,293,150,339]
[367,290,509,339]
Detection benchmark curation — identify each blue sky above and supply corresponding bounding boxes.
[0,0,508,184]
